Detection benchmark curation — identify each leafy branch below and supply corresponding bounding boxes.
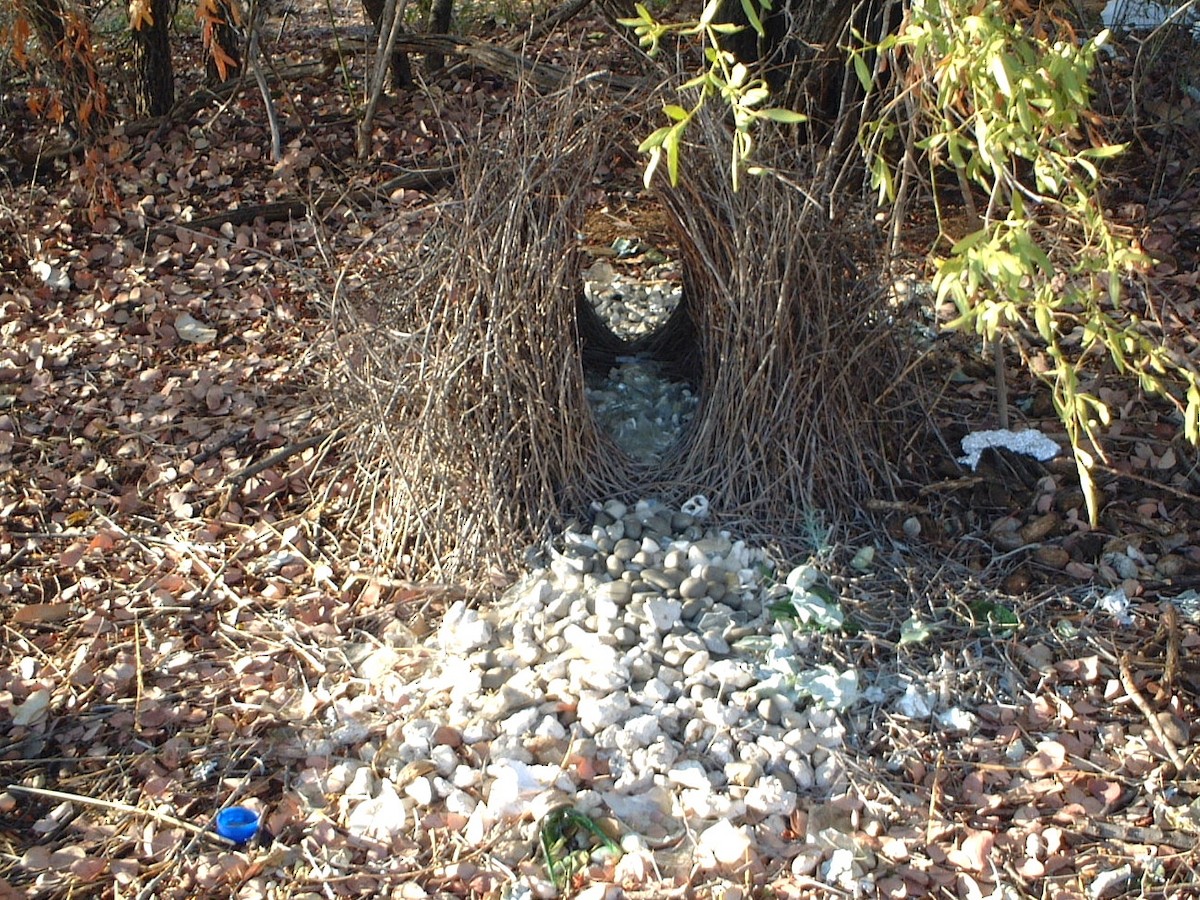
[619,0,805,189]
[851,0,1200,521]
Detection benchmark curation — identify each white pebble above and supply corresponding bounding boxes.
[404,776,434,806]
[744,775,796,816]
[577,691,631,733]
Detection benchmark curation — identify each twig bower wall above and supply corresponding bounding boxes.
[349,82,915,582]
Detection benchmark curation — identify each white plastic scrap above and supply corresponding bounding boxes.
[936,707,977,733]
[785,564,844,630]
[681,494,710,520]
[1166,589,1200,622]
[794,665,860,711]
[895,683,934,718]
[1088,863,1134,900]
[958,429,1061,470]
[1094,587,1133,626]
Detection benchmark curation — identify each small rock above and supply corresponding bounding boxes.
[596,581,633,605]
[1020,512,1059,543]
[667,760,711,790]
[1033,546,1070,569]
[644,597,683,632]
[725,760,762,786]
[697,819,754,868]
[744,775,797,816]
[578,691,632,733]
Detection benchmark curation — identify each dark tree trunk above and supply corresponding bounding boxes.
[205,0,243,85]
[361,0,414,89]
[131,0,174,117]
[423,0,454,72]
[715,0,900,125]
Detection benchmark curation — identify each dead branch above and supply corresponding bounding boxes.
[131,167,455,246]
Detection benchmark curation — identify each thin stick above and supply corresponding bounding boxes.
[1094,464,1200,506]
[357,0,409,158]
[992,336,1009,429]
[1118,653,1188,772]
[5,784,237,847]
[226,427,343,489]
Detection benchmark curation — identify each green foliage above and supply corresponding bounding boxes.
[538,805,621,891]
[851,0,1200,522]
[967,598,1019,632]
[619,0,804,190]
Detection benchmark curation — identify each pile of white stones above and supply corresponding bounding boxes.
[583,360,698,464]
[372,498,865,893]
[583,260,680,340]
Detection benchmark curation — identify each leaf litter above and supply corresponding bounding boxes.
[2,3,1200,899]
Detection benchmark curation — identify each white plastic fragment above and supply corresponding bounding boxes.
[681,494,710,519]
[1089,864,1134,899]
[1094,587,1133,626]
[936,707,977,733]
[343,778,408,843]
[794,665,859,711]
[895,684,934,718]
[958,429,1060,470]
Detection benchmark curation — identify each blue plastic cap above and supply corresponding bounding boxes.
[215,806,260,844]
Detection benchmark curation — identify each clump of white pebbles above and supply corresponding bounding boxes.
[367,497,872,894]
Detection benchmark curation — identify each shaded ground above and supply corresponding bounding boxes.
[2,3,1200,898]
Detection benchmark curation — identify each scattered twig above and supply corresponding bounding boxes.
[1159,602,1180,702]
[1119,652,1189,772]
[1095,463,1200,506]
[225,427,345,490]
[131,169,452,245]
[5,784,237,847]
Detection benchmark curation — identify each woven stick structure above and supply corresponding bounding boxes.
[338,79,920,583]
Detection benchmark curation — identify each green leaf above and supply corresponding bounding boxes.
[968,599,1019,630]
[758,107,807,123]
[637,125,671,154]
[852,51,873,92]
[1080,142,1126,160]
[662,103,690,122]
[663,122,685,186]
[1034,303,1054,343]
[741,86,770,107]
[740,0,765,36]
[899,614,933,645]
[988,53,1013,97]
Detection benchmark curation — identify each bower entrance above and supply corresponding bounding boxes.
[578,247,700,464]
[341,84,919,583]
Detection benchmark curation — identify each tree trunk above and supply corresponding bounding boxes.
[715,0,900,126]
[423,0,454,72]
[362,0,413,88]
[131,0,174,116]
